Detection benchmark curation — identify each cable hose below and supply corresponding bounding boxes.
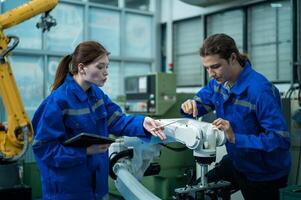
[109,149,133,180]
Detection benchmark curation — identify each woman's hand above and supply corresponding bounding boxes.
[86,144,111,155]
[143,117,166,140]
[212,118,235,143]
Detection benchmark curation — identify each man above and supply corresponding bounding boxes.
[181,33,291,200]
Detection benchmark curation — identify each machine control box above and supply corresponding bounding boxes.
[124,73,176,116]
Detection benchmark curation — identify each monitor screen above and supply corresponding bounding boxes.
[125,77,138,94]
[125,76,147,94]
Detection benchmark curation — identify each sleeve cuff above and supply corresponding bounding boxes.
[135,115,148,137]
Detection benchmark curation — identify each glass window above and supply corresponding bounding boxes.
[8,55,44,118]
[248,0,291,82]
[89,8,120,56]
[124,13,152,58]
[3,0,42,49]
[278,1,292,81]
[207,10,244,51]
[124,62,151,77]
[173,17,204,86]
[47,57,61,95]
[45,3,84,52]
[102,62,121,100]
[175,54,203,86]
[125,0,150,11]
[89,0,118,7]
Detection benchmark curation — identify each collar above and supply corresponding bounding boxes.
[65,73,89,102]
[228,61,253,95]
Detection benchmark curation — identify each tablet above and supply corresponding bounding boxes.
[63,133,115,148]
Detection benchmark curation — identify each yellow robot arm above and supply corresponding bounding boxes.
[0,0,58,162]
[0,0,58,29]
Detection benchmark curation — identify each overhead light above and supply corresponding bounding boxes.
[270,3,282,8]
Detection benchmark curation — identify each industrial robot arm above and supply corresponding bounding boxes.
[0,0,58,162]
[109,118,227,200]
[160,118,225,156]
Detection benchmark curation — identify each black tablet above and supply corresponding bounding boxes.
[63,133,115,148]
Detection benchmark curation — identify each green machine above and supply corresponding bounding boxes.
[109,73,195,199]
[124,72,195,118]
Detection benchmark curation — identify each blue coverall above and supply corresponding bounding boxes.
[32,74,147,200]
[185,61,291,182]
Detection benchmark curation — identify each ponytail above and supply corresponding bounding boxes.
[51,55,72,91]
[238,53,251,66]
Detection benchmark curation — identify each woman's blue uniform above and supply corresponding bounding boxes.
[32,74,147,200]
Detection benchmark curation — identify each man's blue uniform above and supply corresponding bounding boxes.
[187,62,291,181]
[32,74,147,200]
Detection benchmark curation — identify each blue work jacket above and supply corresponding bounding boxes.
[185,62,291,181]
[32,74,147,200]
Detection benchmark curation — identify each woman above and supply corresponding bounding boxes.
[32,41,165,200]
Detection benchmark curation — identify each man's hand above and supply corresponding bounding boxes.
[212,118,235,143]
[181,99,198,118]
[143,117,166,140]
[87,144,111,155]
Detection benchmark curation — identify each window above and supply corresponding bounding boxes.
[3,0,42,49]
[207,9,244,51]
[248,0,291,82]
[89,0,118,7]
[9,55,44,118]
[173,17,204,86]
[47,57,61,95]
[89,8,121,56]
[45,3,84,52]
[125,0,150,11]
[124,62,151,77]
[124,13,153,58]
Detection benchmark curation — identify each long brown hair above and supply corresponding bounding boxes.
[51,41,109,91]
[200,33,249,66]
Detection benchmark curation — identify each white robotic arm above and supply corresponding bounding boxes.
[161,119,226,157]
[109,119,227,200]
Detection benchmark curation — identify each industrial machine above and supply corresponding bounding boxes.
[108,73,196,199]
[109,118,231,200]
[124,73,198,117]
[0,0,58,199]
[124,72,177,116]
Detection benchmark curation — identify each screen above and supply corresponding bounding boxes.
[125,77,139,94]
[125,76,148,94]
